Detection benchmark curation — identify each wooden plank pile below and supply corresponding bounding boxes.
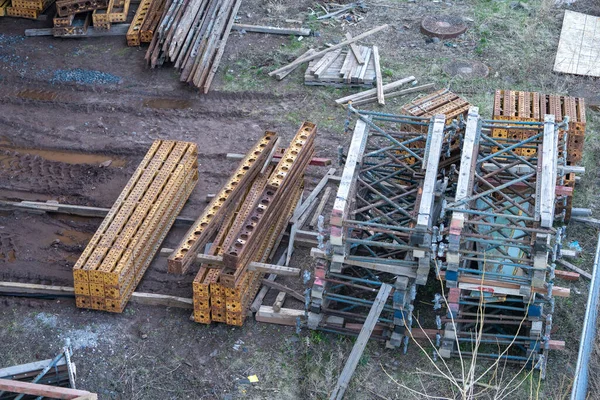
[5,0,54,20]
[144,0,243,92]
[304,45,377,88]
[167,123,316,326]
[269,25,388,83]
[73,140,198,312]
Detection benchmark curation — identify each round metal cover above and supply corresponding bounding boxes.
[443,60,489,79]
[420,15,467,39]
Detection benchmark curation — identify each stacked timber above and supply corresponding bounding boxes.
[304,45,377,88]
[144,0,243,92]
[168,123,316,326]
[73,140,198,312]
[6,0,54,19]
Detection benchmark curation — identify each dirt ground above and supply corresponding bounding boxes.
[0,0,599,399]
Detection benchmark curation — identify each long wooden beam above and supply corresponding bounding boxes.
[0,378,96,399]
[231,24,311,36]
[0,200,196,225]
[0,282,193,309]
[449,275,570,297]
[329,283,392,400]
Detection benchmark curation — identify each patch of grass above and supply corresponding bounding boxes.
[221,59,272,92]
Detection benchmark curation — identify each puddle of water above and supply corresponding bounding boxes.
[0,146,127,167]
[54,229,92,247]
[16,89,58,102]
[143,98,192,110]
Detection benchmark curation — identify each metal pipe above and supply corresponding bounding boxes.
[571,234,600,400]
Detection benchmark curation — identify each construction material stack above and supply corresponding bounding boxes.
[492,90,586,221]
[308,107,463,348]
[308,92,586,377]
[52,0,131,36]
[400,88,471,123]
[73,140,198,312]
[168,123,316,326]
[438,106,579,377]
[304,45,377,88]
[126,0,165,46]
[144,0,243,92]
[6,0,54,20]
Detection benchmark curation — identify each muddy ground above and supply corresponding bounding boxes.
[0,0,599,399]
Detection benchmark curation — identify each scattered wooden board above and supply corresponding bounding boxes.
[255,305,304,326]
[554,11,600,77]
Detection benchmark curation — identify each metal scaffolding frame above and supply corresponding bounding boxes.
[309,106,461,349]
[308,104,582,378]
[438,107,568,377]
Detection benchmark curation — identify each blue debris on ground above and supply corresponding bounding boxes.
[50,68,122,85]
[0,33,24,47]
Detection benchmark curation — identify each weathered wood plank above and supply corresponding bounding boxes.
[334,76,415,104]
[0,378,96,399]
[231,23,310,36]
[345,32,364,64]
[273,291,286,312]
[329,283,393,400]
[255,305,304,326]
[309,186,332,229]
[261,279,304,302]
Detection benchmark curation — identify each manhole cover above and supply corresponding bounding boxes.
[421,15,467,39]
[443,60,489,79]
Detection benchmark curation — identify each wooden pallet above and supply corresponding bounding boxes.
[73,140,198,312]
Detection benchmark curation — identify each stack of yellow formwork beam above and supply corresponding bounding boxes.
[184,124,316,326]
[0,0,11,16]
[73,140,198,312]
[492,89,586,221]
[7,0,54,19]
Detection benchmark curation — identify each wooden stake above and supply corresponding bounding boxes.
[273,291,286,312]
[372,45,384,105]
[309,186,332,229]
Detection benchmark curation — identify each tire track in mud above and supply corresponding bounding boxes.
[0,81,302,120]
[0,149,118,198]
